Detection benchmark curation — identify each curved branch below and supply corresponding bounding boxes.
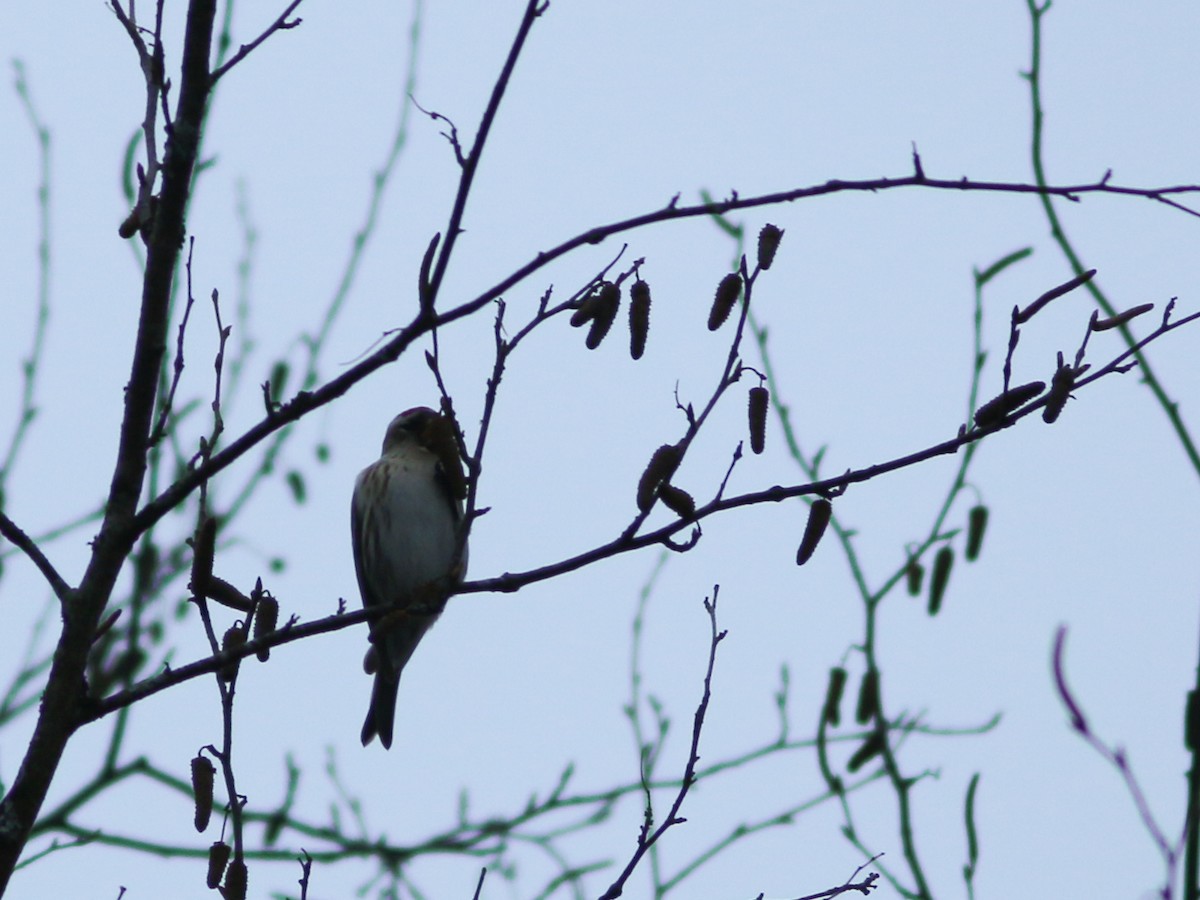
[0,513,70,602]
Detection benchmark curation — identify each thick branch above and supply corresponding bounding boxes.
[0,0,218,888]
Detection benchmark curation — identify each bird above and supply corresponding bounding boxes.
[351,406,468,748]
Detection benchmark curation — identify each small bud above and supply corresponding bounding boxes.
[748,386,769,455]
[707,273,742,331]
[253,594,279,662]
[636,443,683,512]
[659,483,696,520]
[207,842,231,889]
[418,232,441,311]
[823,667,848,727]
[1042,353,1075,424]
[269,361,290,400]
[905,557,924,596]
[973,381,1046,429]
[928,546,954,616]
[756,224,784,271]
[285,470,306,505]
[224,858,248,900]
[118,208,140,239]
[1091,302,1155,332]
[219,624,246,682]
[191,754,215,832]
[796,498,832,566]
[855,670,880,724]
[586,282,621,350]
[628,280,651,360]
[965,505,989,562]
[847,732,886,773]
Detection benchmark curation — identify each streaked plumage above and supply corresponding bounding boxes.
[352,407,467,748]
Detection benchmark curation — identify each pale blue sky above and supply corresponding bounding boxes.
[2,2,1199,898]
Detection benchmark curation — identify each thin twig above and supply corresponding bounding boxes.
[0,514,70,601]
[210,1,304,84]
[1052,626,1180,893]
[599,589,726,900]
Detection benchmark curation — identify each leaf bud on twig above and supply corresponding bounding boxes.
[118,207,141,239]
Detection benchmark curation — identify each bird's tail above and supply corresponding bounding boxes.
[361,612,435,749]
[361,671,400,749]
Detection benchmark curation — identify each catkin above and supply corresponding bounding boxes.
[707,273,742,330]
[823,667,847,726]
[928,546,954,616]
[191,754,215,832]
[965,506,989,562]
[748,386,769,454]
[756,224,783,271]
[796,499,832,565]
[629,280,651,359]
[207,842,231,889]
[973,381,1045,429]
[636,443,683,512]
[253,595,279,662]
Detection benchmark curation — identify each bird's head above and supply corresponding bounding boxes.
[380,406,439,455]
[380,406,468,500]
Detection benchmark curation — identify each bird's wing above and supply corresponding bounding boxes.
[350,468,379,610]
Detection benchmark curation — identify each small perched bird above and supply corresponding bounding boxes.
[351,407,468,748]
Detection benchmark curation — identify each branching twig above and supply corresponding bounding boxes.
[1052,626,1181,894]
[3,61,52,487]
[149,237,198,446]
[599,589,726,900]
[209,1,304,84]
[457,303,1197,597]
[1023,0,1200,477]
